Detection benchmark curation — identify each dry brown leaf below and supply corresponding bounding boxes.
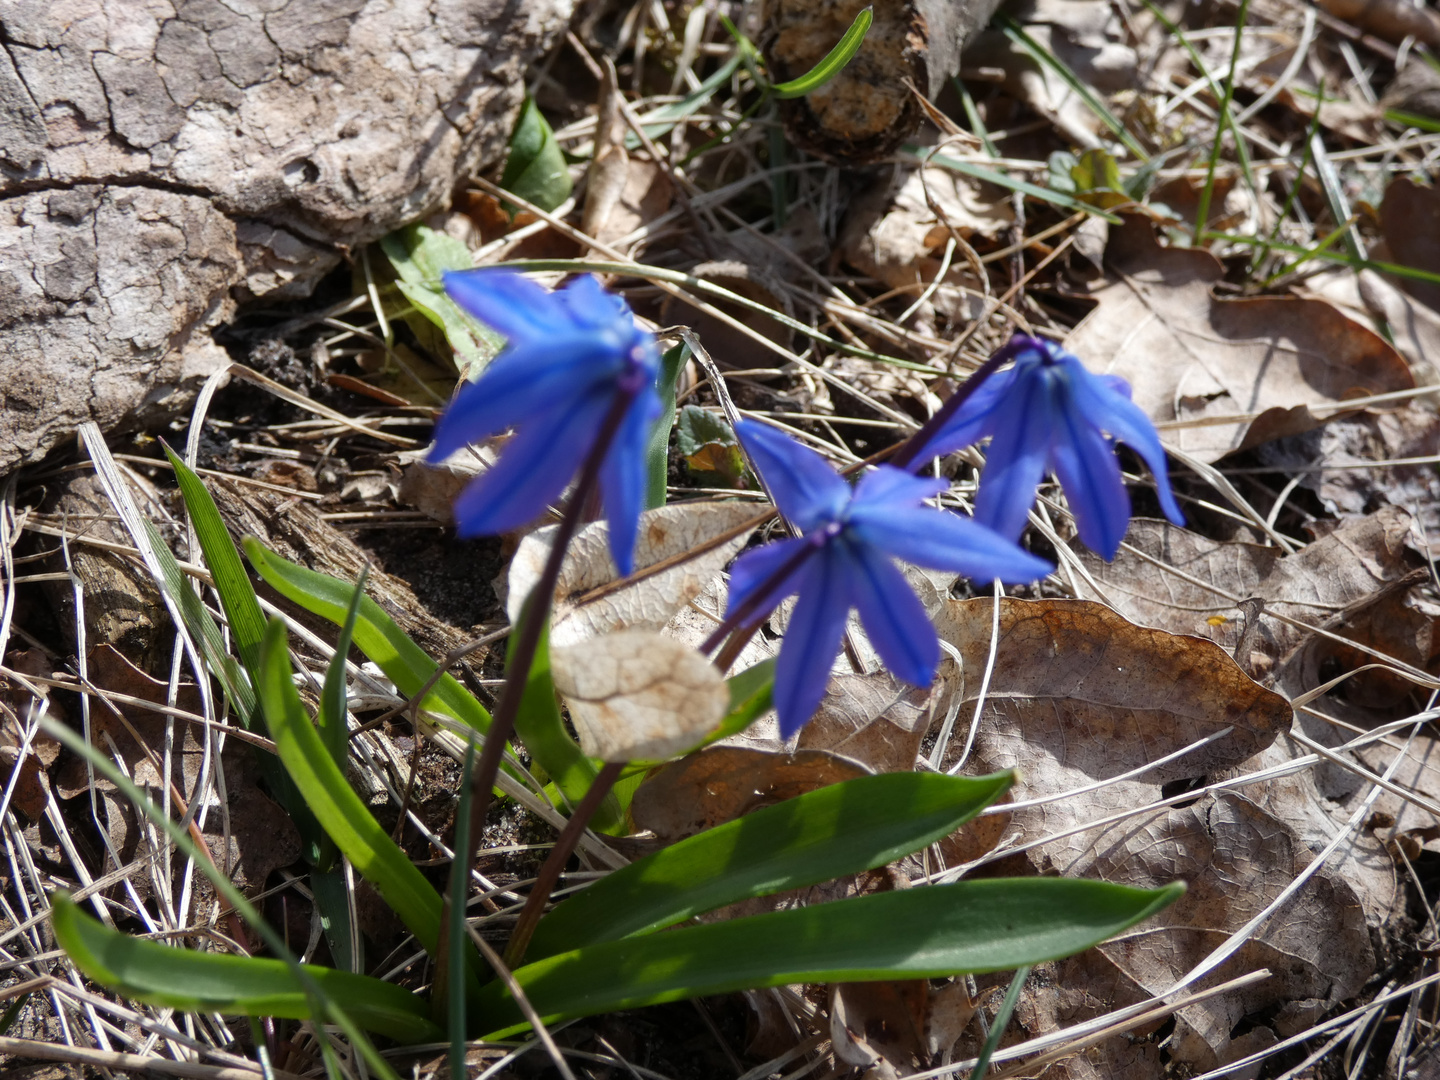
[1298,267,1440,394]
[506,501,762,646]
[550,630,729,762]
[933,597,1291,783]
[1379,176,1440,314]
[630,746,869,842]
[796,671,942,775]
[1065,216,1414,461]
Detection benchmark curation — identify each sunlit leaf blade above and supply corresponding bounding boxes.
[53,895,437,1044]
[526,771,1013,960]
[244,540,492,737]
[481,878,1186,1036]
[645,342,689,510]
[500,97,573,213]
[380,224,503,381]
[508,611,625,834]
[311,866,360,976]
[256,617,445,955]
[162,445,269,687]
[771,6,873,99]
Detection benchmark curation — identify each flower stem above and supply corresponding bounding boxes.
[699,540,817,659]
[887,332,1031,471]
[503,759,624,969]
[435,390,636,984]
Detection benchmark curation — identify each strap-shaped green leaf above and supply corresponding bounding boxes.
[257,617,444,954]
[53,895,437,1044]
[244,539,492,736]
[771,6,872,99]
[527,770,1011,960]
[481,877,1185,1037]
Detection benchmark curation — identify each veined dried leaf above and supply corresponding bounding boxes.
[1065,216,1414,462]
[507,501,762,646]
[551,631,729,763]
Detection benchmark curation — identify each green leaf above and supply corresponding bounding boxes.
[501,98,573,214]
[162,445,269,692]
[380,224,504,381]
[709,659,774,743]
[257,617,445,955]
[645,342,689,510]
[311,867,360,976]
[527,771,1012,960]
[480,877,1185,1036]
[676,406,753,489]
[914,149,1123,224]
[53,895,437,1044]
[771,7,873,99]
[244,540,493,738]
[508,609,625,834]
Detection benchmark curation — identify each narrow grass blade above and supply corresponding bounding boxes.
[509,608,624,833]
[53,895,437,1043]
[526,771,1013,960]
[244,540,492,735]
[480,878,1186,1036]
[771,6,872,98]
[446,740,475,1077]
[257,617,445,954]
[626,53,742,149]
[997,17,1148,161]
[319,565,368,771]
[646,342,689,510]
[916,151,1123,223]
[970,966,1029,1079]
[311,866,360,975]
[162,444,268,687]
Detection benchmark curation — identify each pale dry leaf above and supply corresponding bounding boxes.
[550,630,729,762]
[797,670,945,774]
[630,746,870,842]
[507,501,761,646]
[397,443,496,524]
[1065,216,1414,461]
[830,979,928,1076]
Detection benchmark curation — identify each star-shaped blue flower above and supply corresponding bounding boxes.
[906,334,1184,560]
[429,271,661,576]
[727,420,1053,738]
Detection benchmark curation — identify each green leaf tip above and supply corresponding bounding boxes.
[772,7,873,99]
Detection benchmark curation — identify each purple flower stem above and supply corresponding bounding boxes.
[887,333,1029,471]
[699,540,819,659]
[503,759,625,969]
[438,387,638,975]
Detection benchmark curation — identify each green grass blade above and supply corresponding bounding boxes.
[257,617,445,954]
[481,878,1185,1036]
[645,342,689,510]
[627,53,743,149]
[244,540,492,736]
[915,150,1123,223]
[997,17,1149,161]
[526,771,1013,960]
[311,866,360,975]
[162,444,269,689]
[446,740,475,1077]
[319,566,368,772]
[771,6,872,98]
[53,895,437,1043]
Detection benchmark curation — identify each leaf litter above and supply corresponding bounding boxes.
[5,2,1440,1078]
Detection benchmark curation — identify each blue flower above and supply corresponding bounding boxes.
[429,270,661,576]
[727,420,1053,738]
[906,334,1184,560]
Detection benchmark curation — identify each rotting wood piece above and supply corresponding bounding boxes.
[760,0,1003,162]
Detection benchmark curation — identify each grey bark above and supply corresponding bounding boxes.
[761,0,1004,162]
[0,0,574,471]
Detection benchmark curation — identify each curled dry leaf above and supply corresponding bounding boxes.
[630,746,869,842]
[1065,216,1414,461]
[550,630,729,763]
[506,501,762,646]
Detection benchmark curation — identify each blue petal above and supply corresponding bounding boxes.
[450,392,609,538]
[734,420,851,533]
[1064,360,1185,528]
[561,274,630,330]
[726,537,811,618]
[442,270,573,341]
[599,385,663,576]
[905,363,1019,465]
[846,542,938,687]
[849,508,1053,584]
[773,551,853,739]
[851,466,946,512]
[1050,393,1132,559]
[971,370,1057,542]
[429,338,613,462]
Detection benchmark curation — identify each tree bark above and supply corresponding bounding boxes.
[0,0,574,472]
